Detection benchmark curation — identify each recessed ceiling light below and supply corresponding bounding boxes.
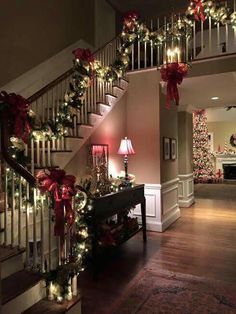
[211,96,219,100]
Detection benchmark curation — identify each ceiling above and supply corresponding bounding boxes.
[179,72,236,110]
[107,0,188,18]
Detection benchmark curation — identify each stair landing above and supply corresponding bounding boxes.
[23,294,82,314]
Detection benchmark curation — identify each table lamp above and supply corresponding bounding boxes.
[117,137,135,183]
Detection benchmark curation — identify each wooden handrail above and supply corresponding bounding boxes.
[27,35,119,103]
[0,112,36,186]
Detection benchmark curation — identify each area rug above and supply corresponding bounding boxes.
[110,266,236,314]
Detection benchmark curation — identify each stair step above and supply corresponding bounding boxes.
[112,85,124,91]
[2,270,42,305]
[34,166,59,170]
[88,112,103,116]
[97,101,110,107]
[50,150,73,153]
[77,123,93,128]
[105,93,117,99]
[64,135,83,139]
[23,295,82,314]
[0,245,25,263]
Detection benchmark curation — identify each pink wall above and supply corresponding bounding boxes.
[89,94,127,177]
[126,70,161,184]
[65,94,127,180]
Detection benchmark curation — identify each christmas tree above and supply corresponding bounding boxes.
[193,110,215,182]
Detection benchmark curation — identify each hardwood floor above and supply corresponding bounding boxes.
[79,183,236,313]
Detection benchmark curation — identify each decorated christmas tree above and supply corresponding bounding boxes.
[193,110,215,182]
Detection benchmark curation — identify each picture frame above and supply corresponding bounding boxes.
[163,137,171,160]
[170,138,177,160]
[89,144,109,168]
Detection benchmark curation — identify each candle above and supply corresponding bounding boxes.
[66,281,73,301]
[48,281,54,301]
[72,275,78,296]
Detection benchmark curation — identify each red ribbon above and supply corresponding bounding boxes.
[160,63,188,109]
[216,169,223,179]
[36,169,76,238]
[73,48,95,64]
[123,11,139,31]
[193,0,206,22]
[0,91,31,143]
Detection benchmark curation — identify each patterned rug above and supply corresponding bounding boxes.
[110,267,236,314]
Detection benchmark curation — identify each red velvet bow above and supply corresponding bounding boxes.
[36,169,76,238]
[124,11,139,21]
[160,62,188,109]
[193,0,206,22]
[73,48,95,64]
[123,11,139,31]
[0,91,31,143]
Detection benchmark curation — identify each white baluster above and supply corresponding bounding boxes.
[11,170,15,247]
[209,16,212,53]
[201,20,204,56]
[18,178,22,248]
[138,41,141,69]
[48,196,52,271]
[42,138,46,167]
[225,23,228,53]
[25,183,30,266]
[193,21,196,59]
[4,167,8,245]
[33,188,37,268]
[40,194,45,272]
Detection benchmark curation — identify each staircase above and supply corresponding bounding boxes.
[1,6,236,313]
[0,35,128,314]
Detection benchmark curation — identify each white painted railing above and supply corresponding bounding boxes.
[130,15,236,71]
[0,36,123,274]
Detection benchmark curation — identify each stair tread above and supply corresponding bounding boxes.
[112,85,124,90]
[97,101,110,107]
[77,123,93,128]
[105,93,118,98]
[88,111,103,116]
[23,295,81,314]
[2,270,42,305]
[120,77,129,83]
[50,150,73,153]
[0,245,25,263]
[64,135,83,139]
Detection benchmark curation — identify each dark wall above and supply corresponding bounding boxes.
[0,0,95,86]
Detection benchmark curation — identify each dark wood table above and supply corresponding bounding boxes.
[89,184,146,277]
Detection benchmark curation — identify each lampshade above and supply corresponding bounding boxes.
[117,137,135,155]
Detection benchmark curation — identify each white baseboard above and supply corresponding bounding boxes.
[1,39,93,98]
[134,180,180,232]
[178,173,195,208]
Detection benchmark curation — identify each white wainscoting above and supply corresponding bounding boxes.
[134,179,180,232]
[134,184,162,232]
[178,173,195,207]
[161,178,181,231]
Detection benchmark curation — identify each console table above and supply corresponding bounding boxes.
[89,184,146,276]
